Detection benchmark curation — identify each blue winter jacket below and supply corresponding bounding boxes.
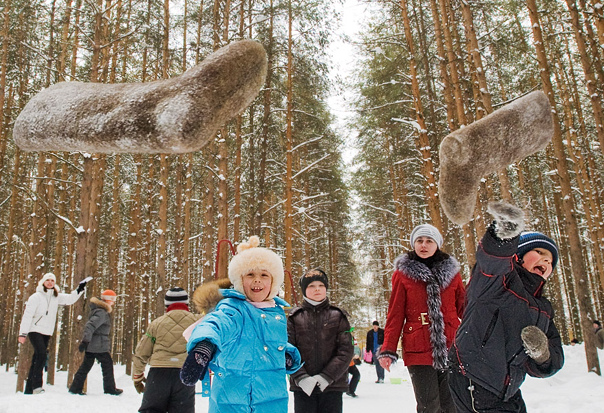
[187,289,301,413]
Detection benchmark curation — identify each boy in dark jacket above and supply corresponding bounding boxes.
[288,269,354,413]
[449,202,564,412]
[69,289,123,396]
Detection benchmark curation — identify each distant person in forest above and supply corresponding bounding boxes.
[179,235,301,413]
[347,338,362,398]
[288,268,354,413]
[593,320,604,349]
[18,273,88,395]
[133,287,200,412]
[69,289,123,396]
[378,224,465,413]
[365,321,385,383]
[448,202,564,413]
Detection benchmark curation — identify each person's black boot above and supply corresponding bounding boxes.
[105,388,123,395]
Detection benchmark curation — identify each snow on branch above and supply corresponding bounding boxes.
[358,202,398,216]
[292,153,332,179]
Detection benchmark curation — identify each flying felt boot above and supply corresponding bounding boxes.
[438,91,554,225]
[13,40,267,154]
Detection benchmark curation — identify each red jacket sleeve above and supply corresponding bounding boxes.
[381,270,406,354]
[454,273,466,319]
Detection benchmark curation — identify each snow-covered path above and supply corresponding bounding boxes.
[0,344,601,412]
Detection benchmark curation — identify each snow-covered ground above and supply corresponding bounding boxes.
[0,344,601,412]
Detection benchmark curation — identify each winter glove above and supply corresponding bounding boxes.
[296,375,318,397]
[314,374,331,392]
[133,375,145,394]
[180,340,216,386]
[487,201,525,240]
[78,341,89,353]
[76,280,88,294]
[284,345,302,374]
[521,326,550,364]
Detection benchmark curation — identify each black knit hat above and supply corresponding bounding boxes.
[299,268,329,297]
[164,287,189,307]
[517,231,559,270]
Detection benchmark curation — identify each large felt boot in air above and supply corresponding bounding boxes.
[13,40,267,154]
[438,91,554,226]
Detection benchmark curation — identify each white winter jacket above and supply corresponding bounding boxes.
[19,285,83,336]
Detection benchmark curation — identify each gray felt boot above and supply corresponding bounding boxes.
[438,91,554,225]
[14,40,267,154]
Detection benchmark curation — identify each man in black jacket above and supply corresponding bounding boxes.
[366,321,385,383]
[449,202,564,412]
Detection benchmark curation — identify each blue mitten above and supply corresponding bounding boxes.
[180,340,216,386]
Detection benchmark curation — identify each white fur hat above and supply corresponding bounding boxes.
[38,273,59,292]
[228,235,284,300]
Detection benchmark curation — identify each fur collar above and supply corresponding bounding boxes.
[395,253,460,289]
[394,252,460,370]
[90,297,113,313]
[192,278,233,314]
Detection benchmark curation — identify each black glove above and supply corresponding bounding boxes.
[521,326,550,364]
[285,352,294,370]
[78,341,89,353]
[180,340,216,386]
[76,280,88,294]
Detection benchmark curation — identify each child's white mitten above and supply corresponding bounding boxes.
[487,201,525,240]
[521,326,550,364]
[296,375,318,397]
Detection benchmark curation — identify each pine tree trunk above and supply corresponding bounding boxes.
[283,0,294,303]
[399,0,442,231]
[526,0,601,375]
[563,0,604,156]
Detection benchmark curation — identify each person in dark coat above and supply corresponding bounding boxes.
[593,320,604,349]
[448,202,564,413]
[365,321,385,383]
[378,223,465,413]
[69,289,123,396]
[346,339,362,397]
[288,268,354,413]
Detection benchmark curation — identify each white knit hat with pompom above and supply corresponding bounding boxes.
[228,235,284,300]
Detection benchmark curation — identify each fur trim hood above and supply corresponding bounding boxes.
[192,278,233,314]
[394,253,460,289]
[90,296,113,313]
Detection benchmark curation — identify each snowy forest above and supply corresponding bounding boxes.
[0,0,603,393]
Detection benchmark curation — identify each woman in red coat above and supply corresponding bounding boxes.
[378,224,465,413]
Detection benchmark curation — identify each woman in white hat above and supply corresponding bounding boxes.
[18,273,89,394]
[377,224,466,413]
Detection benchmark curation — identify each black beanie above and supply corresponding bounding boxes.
[299,268,329,296]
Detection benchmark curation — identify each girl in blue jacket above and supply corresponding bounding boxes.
[180,235,301,413]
